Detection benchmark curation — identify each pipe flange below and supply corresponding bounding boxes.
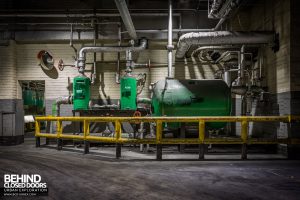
[166,44,174,51]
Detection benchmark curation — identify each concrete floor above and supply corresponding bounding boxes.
[1,138,300,200]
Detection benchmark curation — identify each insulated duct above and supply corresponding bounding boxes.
[176,31,274,59]
[114,0,137,40]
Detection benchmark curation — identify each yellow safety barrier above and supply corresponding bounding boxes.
[35,115,300,159]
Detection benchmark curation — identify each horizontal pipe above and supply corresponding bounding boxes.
[0,12,181,18]
[77,38,147,69]
[176,31,275,59]
[24,115,35,123]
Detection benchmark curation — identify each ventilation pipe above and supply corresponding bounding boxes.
[167,0,174,78]
[114,0,137,40]
[77,38,147,73]
[176,31,274,59]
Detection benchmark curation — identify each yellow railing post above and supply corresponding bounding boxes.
[241,120,248,159]
[35,120,41,147]
[198,120,205,160]
[115,120,122,141]
[156,120,162,144]
[156,120,163,160]
[83,120,90,139]
[83,119,90,154]
[115,120,122,158]
[199,120,205,143]
[57,119,63,150]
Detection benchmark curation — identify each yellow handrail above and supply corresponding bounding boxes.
[34,115,300,159]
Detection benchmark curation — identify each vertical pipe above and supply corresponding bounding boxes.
[167,0,174,78]
[116,23,121,84]
[224,69,231,86]
[91,22,97,84]
[240,45,245,80]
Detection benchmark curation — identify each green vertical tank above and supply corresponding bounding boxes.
[120,76,137,110]
[152,79,231,128]
[73,75,91,110]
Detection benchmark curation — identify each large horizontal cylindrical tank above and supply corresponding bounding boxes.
[73,75,91,110]
[151,79,231,128]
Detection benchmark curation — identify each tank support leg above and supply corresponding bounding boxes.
[241,144,247,160]
[116,144,122,159]
[84,141,90,154]
[57,139,63,150]
[179,123,186,153]
[199,144,205,160]
[156,145,162,160]
[35,137,40,148]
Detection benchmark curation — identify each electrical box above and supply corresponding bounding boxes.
[73,75,91,110]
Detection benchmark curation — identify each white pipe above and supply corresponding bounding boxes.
[114,0,137,40]
[167,0,174,78]
[24,115,35,123]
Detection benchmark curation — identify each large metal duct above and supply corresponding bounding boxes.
[176,31,274,59]
[114,0,137,40]
[77,38,147,72]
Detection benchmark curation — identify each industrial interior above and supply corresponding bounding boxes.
[1,0,300,199]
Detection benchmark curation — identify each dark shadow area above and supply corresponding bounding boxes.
[41,65,59,79]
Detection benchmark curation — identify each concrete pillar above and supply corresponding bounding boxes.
[0,40,24,145]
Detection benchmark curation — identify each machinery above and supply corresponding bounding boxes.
[151,79,231,129]
[120,75,137,110]
[73,75,91,110]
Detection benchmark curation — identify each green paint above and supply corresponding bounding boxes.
[73,75,91,110]
[152,79,231,128]
[120,76,137,110]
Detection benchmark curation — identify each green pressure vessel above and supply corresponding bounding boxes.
[73,75,91,110]
[120,76,137,110]
[151,79,231,128]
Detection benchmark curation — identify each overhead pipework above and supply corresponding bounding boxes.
[114,0,137,40]
[176,31,275,59]
[76,38,147,74]
[167,0,174,78]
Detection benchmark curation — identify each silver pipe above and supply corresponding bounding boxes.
[0,8,199,12]
[70,24,78,57]
[0,12,179,18]
[240,45,245,80]
[91,22,97,84]
[114,0,137,40]
[77,38,147,71]
[116,24,122,84]
[191,46,238,58]
[56,96,72,116]
[176,31,274,59]
[123,28,213,34]
[167,0,174,78]
[224,70,231,86]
